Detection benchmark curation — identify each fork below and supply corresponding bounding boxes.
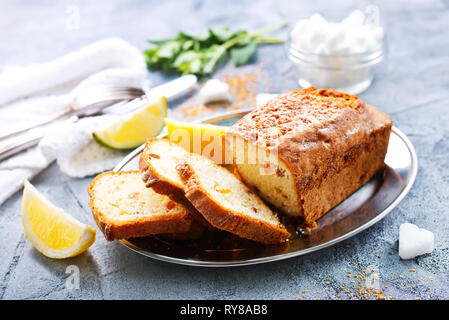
[0,75,197,161]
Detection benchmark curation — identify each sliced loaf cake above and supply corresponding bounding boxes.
[176,152,291,244]
[226,87,393,226]
[139,138,189,196]
[88,171,196,241]
[139,138,214,232]
[140,138,290,244]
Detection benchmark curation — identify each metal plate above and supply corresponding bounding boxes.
[114,108,418,267]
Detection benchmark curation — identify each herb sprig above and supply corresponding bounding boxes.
[143,21,287,77]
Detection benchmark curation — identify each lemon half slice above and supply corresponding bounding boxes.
[21,180,96,259]
[165,118,229,163]
[94,96,168,149]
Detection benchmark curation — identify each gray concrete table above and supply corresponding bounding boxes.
[1,0,448,300]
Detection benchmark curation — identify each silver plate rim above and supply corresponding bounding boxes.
[114,108,418,267]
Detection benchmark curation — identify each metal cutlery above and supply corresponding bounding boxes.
[0,75,197,161]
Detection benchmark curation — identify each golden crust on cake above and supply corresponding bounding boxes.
[226,87,392,226]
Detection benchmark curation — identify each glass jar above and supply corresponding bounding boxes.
[286,35,387,94]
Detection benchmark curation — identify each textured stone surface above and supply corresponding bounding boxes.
[1,0,448,300]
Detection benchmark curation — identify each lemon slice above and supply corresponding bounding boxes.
[165,118,229,163]
[21,180,96,259]
[94,96,168,149]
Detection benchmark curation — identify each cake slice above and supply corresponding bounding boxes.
[88,171,196,241]
[226,87,393,226]
[139,138,214,232]
[176,153,291,244]
[139,138,189,197]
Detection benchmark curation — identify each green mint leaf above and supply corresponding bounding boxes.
[143,48,162,68]
[144,22,287,77]
[187,58,203,74]
[202,45,227,74]
[173,50,200,68]
[178,30,211,43]
[230,40,257,66]
[156,41,182,59]
[210,27,237,42]
[182,40,194,51]
[147,39,170,46]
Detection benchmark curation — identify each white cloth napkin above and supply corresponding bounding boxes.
[0,38,149,205]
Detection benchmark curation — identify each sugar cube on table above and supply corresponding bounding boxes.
[198,79,230,104]
[399,223,434,260]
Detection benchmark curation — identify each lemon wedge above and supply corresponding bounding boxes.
[165,118,229,164]
[93,96,168,149]
[21,180,96,259]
